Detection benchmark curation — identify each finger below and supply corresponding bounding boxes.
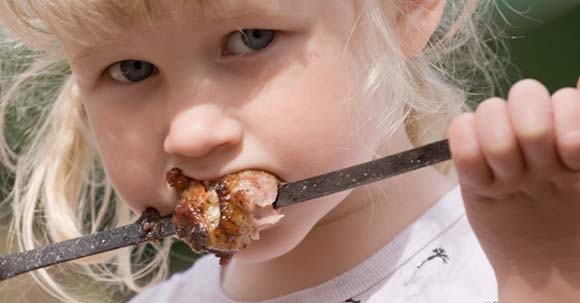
[448,112,493,188]
[507,79,558,172]
[475,98,525,182]
[552,88,580,171]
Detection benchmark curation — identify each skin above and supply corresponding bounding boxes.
[448,80,580,302]
[61,0,580,301]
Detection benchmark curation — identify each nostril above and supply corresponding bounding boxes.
[220,118,243,145]
[164,131,214,158]
[163,136,175,154]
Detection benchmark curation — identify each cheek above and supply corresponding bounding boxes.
[102,154,174,214]
[234,34,383,262]
[246,41,377,182]
[81,96,175,214]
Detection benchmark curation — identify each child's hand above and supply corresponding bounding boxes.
[447,78,580,302]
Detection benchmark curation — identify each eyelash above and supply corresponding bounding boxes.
[221,29,278,57]
[105,29,279,84]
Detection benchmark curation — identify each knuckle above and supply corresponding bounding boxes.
[454,112,475,123]
[475,97,505,114]
[448,112,473,134]
[558,133,580,169]
[518,125,552,145]
[552,87,580,104]
[513,111,552,143]
[448,113,489,169]
[452,145,482,166]
[508,79,550,103]
[481,127,515,156]
[484,138,515,156]
[511,78,547,93]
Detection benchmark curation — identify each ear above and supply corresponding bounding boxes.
[396,0,446,57]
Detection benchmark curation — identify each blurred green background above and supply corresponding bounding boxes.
[0,1,579,302]
[495,0,580,92]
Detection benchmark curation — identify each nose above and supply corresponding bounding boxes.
[164,105,242,158]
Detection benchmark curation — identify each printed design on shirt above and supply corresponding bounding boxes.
[344,298,361,303]
[416,247,449,269]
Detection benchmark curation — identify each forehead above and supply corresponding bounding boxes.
[203,0,317,18]
[53,0,324,46]
[59,0,337,60]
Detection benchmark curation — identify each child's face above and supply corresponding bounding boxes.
[65,0,391,262]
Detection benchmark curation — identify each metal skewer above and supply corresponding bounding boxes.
[0,139,451,282]
[274,139,451,208]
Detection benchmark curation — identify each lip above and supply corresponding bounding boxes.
[170,166,287,183]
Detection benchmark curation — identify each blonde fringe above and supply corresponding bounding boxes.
[0,0,504,302]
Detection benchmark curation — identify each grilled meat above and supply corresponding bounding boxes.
[167,168,284,265]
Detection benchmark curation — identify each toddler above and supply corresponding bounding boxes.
[0,0,579,302]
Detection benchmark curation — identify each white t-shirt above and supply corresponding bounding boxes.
[131,186,498,303]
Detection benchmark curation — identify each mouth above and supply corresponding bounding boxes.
[167,167,285,265]
[172,167,286,184]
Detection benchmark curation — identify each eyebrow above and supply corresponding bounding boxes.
[70,2,294,62]
[204,2,287,22]
[69,39,124,63]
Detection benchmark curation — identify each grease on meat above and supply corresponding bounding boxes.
[167,168,284,265]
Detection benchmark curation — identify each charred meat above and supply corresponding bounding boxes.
[167,168,284,265]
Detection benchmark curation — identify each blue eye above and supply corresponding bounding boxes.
[107,60,157,83]
[224,29,276,56]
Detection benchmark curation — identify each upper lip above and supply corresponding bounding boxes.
[170,166,285,183]
[171,169,229,182]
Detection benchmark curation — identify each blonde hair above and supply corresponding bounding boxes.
[0,0,503,302]
[353,0,503,154]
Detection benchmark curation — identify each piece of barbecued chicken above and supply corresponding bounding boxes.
[167,168,284,265]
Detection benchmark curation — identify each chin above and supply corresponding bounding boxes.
[233,220,311,264]
[231,194,342,264]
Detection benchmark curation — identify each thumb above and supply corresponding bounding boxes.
[577,76,580,90]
